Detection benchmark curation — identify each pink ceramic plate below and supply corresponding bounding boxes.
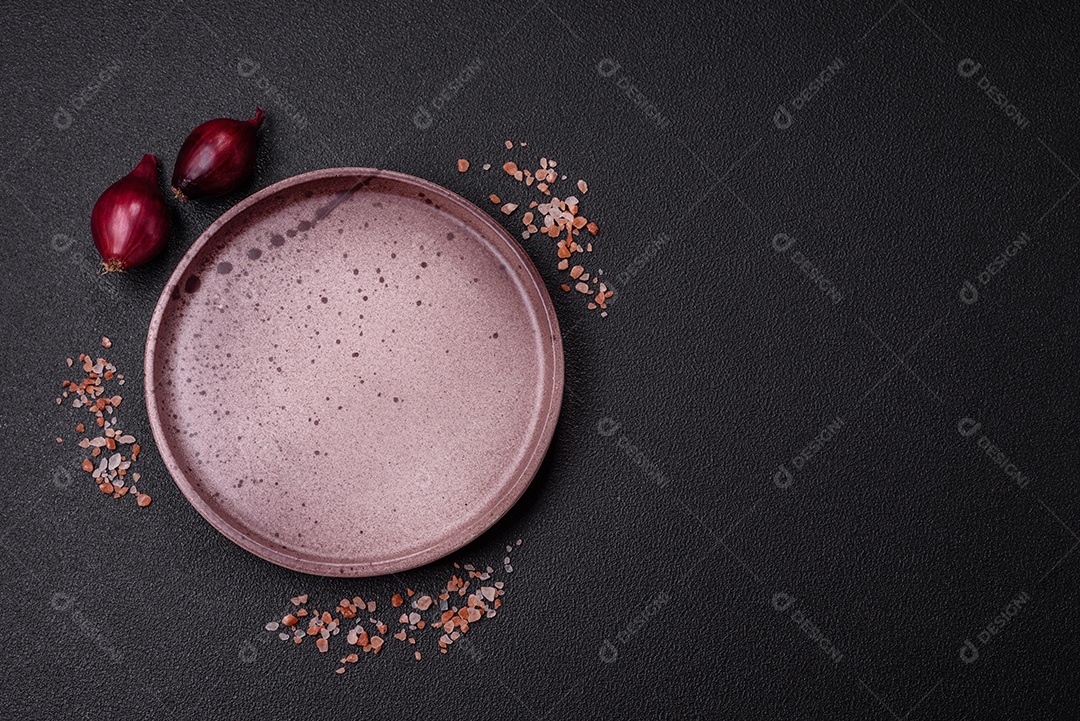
[145,168,563,577]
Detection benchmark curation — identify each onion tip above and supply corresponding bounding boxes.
[133,154,158,182]
[172,186,188,202]
[99,259,126,275]
[251,107,265,130]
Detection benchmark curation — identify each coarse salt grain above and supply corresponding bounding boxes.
[262,540,522,673]
[57,344,151,505]
[456,144,612,316]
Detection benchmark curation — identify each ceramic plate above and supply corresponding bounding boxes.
[145,168,563,576]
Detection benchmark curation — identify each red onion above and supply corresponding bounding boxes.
[91,154,170,274]
[171,108,264,200]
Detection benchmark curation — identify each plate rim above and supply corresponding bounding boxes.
[144,167,563,577]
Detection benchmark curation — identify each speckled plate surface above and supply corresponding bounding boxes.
[145,168,563,577]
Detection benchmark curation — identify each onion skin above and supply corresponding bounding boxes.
[91,154,170,274]
[171,108,264,201]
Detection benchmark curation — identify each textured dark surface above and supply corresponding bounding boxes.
[1,1,1078,719]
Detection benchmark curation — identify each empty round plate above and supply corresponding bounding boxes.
[145,168,563,576]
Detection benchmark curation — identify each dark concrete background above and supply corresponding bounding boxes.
[1,1,1078,718]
